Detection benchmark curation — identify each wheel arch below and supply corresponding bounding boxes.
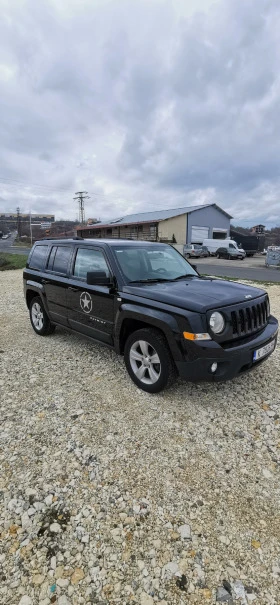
[115,305,184,361]
[26,288,41,309]
[25,284,50,318]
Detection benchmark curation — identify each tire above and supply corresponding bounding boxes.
[29,296,55,336]
[124,328,177,393]
[186,253,190,258]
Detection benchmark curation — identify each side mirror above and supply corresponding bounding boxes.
[87,271,111,286]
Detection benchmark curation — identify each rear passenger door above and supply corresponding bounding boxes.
[66,246,115,345]
[43,245,73,326]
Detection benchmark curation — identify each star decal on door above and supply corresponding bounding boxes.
[80,291,93,314]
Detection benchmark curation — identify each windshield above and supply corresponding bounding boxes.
[112,245,198,283]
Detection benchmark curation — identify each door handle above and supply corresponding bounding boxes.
[42,279,50,284]
[68,286,79,292]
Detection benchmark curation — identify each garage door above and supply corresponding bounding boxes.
[191,226,209,244]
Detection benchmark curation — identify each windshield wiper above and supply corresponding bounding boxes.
[171,273,197,281]
[128,278,170,284]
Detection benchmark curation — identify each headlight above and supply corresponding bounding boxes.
[209,311,225,334]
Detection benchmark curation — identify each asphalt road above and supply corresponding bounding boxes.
[0,233,30,255]
[195,257,280,283]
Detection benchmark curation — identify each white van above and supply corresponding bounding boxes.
[202,238,245,256]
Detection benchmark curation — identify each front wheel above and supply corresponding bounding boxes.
[29,297,55,336]
[124,328,177,393]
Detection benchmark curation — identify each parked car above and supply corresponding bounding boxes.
[23,239,278,393]
[216,246,246,260]
[201,246,210,257]
[2,234,9,239]
[183,244,204,258]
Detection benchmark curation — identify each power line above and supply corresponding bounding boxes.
[73,191,90,224]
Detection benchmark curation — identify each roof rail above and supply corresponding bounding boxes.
[41,236,84,241]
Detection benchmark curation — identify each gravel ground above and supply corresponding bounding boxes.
[0,270,280,605]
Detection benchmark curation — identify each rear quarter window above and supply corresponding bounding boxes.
[28,245,49,270]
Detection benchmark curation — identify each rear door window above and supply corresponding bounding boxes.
[29,245,49,270]
[52,246,72,275]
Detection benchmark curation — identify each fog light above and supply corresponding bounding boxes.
[211,362,218,373]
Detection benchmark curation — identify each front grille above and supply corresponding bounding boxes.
[231,299,268,337]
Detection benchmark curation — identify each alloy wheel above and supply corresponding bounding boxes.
[31,302,44,330]
[129,340,161,385]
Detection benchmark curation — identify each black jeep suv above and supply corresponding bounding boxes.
[23,238,278,393]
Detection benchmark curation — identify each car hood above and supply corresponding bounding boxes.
[123,277,265,313]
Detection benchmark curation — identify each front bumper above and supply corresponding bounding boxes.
[176,316,278,382]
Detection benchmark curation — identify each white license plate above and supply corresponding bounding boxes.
[253,339,275,362]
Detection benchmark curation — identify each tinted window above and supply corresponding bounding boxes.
[114,245,197,282]
[29,245,48,270]
[73,248,110,280]
[52,246,72,274]
[47,246,57,270]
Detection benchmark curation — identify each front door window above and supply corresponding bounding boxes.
[73,248,110,279]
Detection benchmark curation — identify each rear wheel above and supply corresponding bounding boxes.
[29,297,55,336]
[186,253,190,258]
[124,328,177,393]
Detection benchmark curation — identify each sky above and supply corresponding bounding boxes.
[1,0,280,228]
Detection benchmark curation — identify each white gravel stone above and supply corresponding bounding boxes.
[19,597,33,605]
[57,597,71,605]
[49,522,62,533]
[178,524,191,540]
[140,593,154,605]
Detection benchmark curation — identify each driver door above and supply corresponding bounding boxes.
[66,246,115,344]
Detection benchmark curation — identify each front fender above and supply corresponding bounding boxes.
[115,303,184,360]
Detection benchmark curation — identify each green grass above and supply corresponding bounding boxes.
[13,239,32,247]
[0,253,28,271]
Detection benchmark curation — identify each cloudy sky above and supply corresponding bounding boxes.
[1,0,280,227]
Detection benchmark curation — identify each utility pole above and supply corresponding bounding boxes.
[16,206,21,237]
[30,212,33,246]
[74,191,90,224]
